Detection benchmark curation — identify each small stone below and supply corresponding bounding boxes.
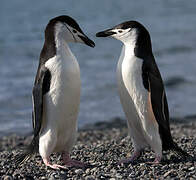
[109,178,116,180]
[60,170,67,175]
[48,172,61,180]
[85,175,95,180]
[189,178,195,180]
[85,168,90,174]
[163,170,173,177]
[90,167,97,172]
[75,169,83,175]
[2,175,13,180]
[115,174,122,178]
[185,162,192,166]
[188,167,194,171]
[40,177,47,180]
[110,168,117,174]
[129,172,136,178]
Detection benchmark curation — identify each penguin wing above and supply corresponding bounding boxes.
[148,71,170,129]
[142,58,190,155]
[15,66,51,165]
[142,59,173,146]
[32,65,51,137]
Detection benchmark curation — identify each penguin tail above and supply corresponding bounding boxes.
[171,142,190,158]
[15,136,39,166]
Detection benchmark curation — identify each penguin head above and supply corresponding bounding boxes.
[45,15,95,47]
[96,21,151,46]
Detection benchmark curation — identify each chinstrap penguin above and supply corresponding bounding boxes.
[15,15,95,169]
[96,21,189,164]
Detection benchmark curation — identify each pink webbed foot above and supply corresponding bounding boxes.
[62,152,87,168]
[43,158,67,170]
[118,150,141,165]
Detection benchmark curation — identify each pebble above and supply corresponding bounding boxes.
[2,175,13,180]
[85,175,95,180]
[75,169,83,175]
[0,121,196,179]
[188,167,195,171]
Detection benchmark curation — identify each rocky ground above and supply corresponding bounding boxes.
[0,119,196,179]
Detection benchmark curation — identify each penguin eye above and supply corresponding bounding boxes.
[73,29,77,33]
[118,30,123,33]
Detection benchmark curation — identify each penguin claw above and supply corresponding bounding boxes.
[48,164,67,170]
[43,158,67,170]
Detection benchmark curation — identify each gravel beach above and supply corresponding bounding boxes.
[0,119,195,179]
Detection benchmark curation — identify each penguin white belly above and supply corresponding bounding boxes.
[39,55,80,158]
[117,46,161,151]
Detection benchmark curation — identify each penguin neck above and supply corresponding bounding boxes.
[118,40,138,71]
[123,40,137,58]
[55,36,74,59]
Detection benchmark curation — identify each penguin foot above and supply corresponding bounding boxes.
[43,158,67,170]
[117,150,141,165]
[62,151,87,168]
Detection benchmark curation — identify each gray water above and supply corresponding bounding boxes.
[0,0,196,135]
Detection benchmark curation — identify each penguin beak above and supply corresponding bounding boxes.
[79,35,95,48]
[96,29,116,37]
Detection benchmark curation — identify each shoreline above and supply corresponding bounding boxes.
[2,115,196,137]
[0,119,196,179]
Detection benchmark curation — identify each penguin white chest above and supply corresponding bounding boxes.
[117,45,147,117]
[117,45,151,135]
[40,55,80,154]
[122,55,147,107]
[44,55,80,126]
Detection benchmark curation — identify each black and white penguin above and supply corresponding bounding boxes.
[16,15,95,169]
[96,21,188,164]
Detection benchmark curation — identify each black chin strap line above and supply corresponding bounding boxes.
[64,23,77,43]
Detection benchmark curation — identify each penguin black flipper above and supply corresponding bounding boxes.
[33,66,51,137]
[15,66,51,165]
[142,57,189,157]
